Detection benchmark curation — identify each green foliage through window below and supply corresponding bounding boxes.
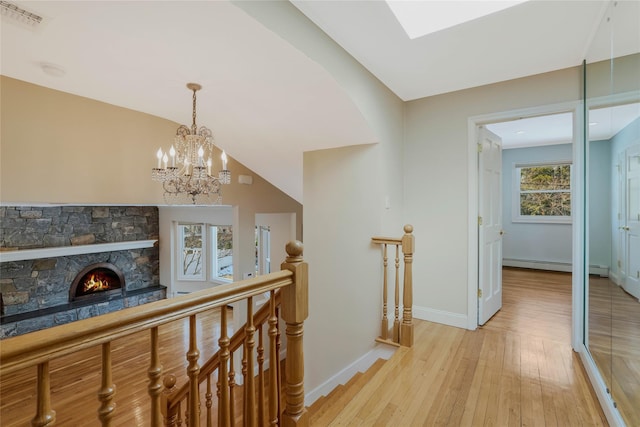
[518,164,571,217]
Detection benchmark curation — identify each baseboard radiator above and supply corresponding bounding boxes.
[502,258,609,277]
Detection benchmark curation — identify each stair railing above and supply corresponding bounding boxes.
[161,290,282,426]
[0,240,309,427]
[371,225,414,347]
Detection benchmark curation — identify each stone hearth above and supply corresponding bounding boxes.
[0,206,165,338]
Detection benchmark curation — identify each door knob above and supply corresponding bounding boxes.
[499,230,504,235]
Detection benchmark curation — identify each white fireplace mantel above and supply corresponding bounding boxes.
[0,240,158,263]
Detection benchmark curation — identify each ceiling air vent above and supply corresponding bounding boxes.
[0,1,43,27]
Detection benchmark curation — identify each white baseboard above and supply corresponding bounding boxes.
[413,305,468,329]
[503,258,572,272]
[304,344,396,407]
[503,258,609,276]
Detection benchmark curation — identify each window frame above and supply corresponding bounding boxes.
[175,222,233,284]
[512,161,573,224]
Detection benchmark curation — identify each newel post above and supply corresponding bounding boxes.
[400,224,414,347]
[280,241,309,427]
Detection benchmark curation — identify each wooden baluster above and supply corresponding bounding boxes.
[148,327,163,427]
[381,243,389,340]
[187,315,201,427]
[257,324,265,426]
[280,241,309,427]
[206,375,213,427]
[98,342,116,426]
[161,375,179,427]
[393,244,401,343]
[218,305,230,427]
[267,291,279,426]
[244,297,257,427]
[229,354,236,423]
[31,361,56,427]
[275,306,282,422]
[400,225,414,347]
[176,402,183,427]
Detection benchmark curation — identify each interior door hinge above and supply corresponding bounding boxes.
[477,143,483,153]
[478,216,483,226]
[478,289,482,298]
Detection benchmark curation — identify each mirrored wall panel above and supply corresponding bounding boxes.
[585,1,640,426]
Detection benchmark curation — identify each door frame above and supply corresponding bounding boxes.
[466,101,583,350]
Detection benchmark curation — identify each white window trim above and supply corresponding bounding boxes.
[512,160,573,224]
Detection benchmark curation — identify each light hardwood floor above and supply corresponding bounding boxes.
[588,276,640,427]
[1,268,609,426]
[323,268,608,426]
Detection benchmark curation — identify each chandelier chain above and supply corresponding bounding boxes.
[192,88,197,133]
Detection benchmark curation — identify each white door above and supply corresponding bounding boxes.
[257,225,271,275]
[478,127,504,325]
[622,144,640,300]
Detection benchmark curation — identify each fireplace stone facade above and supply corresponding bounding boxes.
[0,206,165,338]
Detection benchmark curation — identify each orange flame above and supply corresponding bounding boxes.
[83,273,111,293]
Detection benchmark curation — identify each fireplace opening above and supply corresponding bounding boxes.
[70,262,125,303]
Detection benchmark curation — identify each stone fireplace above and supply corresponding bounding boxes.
[0,206,166,338]
[69,262,126,303]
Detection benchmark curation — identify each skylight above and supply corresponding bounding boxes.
[386,0,528,39]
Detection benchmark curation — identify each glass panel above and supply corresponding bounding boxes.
[212,225,233,281]
[585,1,640,425]
[520,192,571,216]
[179,223,204,280]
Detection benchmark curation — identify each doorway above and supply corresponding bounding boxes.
[468,102,581,336]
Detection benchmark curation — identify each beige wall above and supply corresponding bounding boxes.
[404,66,583,323]
[1,76,302,310]
[0,76,301,234]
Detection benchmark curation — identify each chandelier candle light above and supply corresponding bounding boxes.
[152,83,230,204]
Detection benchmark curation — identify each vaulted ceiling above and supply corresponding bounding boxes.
[1,1,632,201]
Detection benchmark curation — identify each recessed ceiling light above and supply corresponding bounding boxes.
[516,130,526,135]
[589,122,599,126]
[386,0,528,39]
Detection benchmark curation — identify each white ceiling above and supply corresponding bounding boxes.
[2,1,638,202]
[486,102,640,149]
[291,0,610,101]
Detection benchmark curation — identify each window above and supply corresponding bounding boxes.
[178,223,204,280]
[176,223,232,283]
[514,163,572,223]
[211,225,233,282]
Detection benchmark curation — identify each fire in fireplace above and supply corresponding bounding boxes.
[69,262,125,303]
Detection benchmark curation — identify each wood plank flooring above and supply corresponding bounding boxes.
[0,268,612,426]
[588,276,640,427]
[323,268,608,426]
[0,309,227,426]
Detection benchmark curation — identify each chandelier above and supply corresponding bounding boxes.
[152,83,230,204]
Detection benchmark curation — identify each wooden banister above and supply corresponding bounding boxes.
[1,241,307,427]
[371,225,414,347]
[0,270,293,375]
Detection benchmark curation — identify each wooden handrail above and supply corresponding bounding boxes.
[371,224,414,347]
[0,270,293,375]
[1,240,309,427]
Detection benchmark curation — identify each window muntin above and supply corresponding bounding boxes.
[514,163,572,223]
